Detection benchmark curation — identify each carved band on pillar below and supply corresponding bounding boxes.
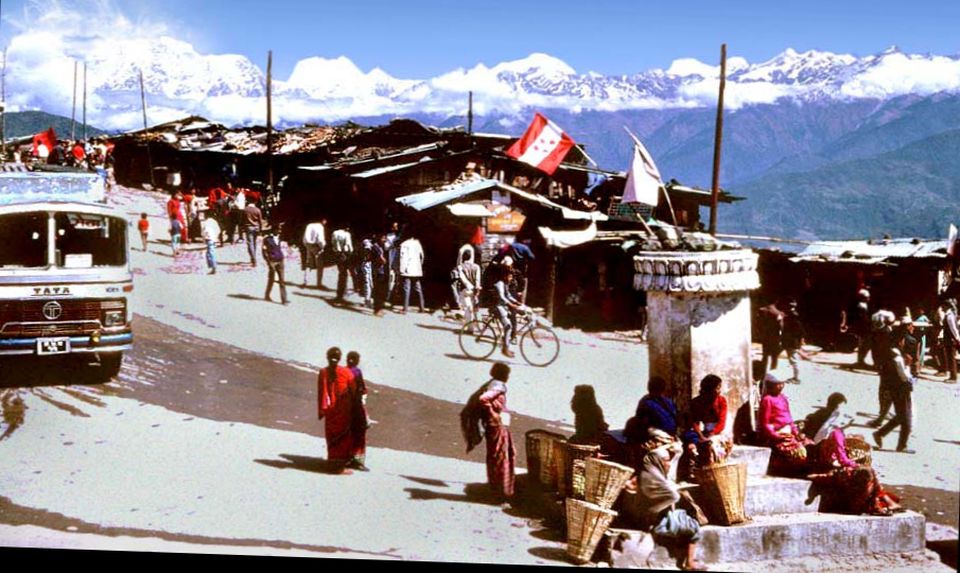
[632,250,760,293]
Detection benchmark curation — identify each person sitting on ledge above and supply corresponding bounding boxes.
[758,373,812,476]
[626,376,678,442]
[568,384,609,446]
[679,374,728,481]
[622,442,708,571]
[802,392,902,516]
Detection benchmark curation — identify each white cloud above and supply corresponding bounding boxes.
[840,53,960,98]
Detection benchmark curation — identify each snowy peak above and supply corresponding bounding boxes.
[7,36,960,130]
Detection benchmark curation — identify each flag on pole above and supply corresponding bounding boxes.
[32,127,57,158]
[621,140,662,206]
[505,112,575,175]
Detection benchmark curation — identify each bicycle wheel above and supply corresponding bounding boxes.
[458,319,499,360]
[520,325,560,367]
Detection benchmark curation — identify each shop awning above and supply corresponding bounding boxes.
[538,221,599,248]
[447,202,493,217]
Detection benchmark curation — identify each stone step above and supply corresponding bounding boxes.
[726,444,771,478]
[689,475,818,518]
[645,510,925,566]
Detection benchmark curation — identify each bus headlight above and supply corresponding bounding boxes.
[104,311,125,327]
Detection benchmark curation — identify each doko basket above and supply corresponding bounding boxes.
[554,439,568,497]
[844,435,873,467]
[525,430,567,488]
[584,457,635,510]
[564,443,601,500]
[695,461,748,525]
[565,498,617,564]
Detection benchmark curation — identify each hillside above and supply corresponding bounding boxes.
[2,111,108,142]
[723,129,960,240]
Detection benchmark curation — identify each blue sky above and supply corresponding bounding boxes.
[2,0,959,79]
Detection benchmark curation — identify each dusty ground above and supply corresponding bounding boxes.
[0,185,956,570]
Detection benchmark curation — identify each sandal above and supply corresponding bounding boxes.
[682,564,710,571]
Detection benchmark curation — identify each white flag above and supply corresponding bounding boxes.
[621,141,662,206]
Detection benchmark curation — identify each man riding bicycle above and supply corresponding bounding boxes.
[491,261,523,358]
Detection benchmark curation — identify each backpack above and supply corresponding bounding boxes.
[263,234,284,262]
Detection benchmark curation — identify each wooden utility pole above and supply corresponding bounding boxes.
[709,44,727,236]
[467,91,473,135]
[1,48,6,159]
[71,61,78,140]
[266,50,274,205]
[82,62,87,140]
[139,69,155,188]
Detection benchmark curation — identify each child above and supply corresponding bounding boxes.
[137,213,149,251]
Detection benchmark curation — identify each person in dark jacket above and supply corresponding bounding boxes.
[781,299,806,384]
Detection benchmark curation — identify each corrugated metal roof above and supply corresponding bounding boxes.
[396,177,608,221]
[795,238,948,260]
[447,202,493,217]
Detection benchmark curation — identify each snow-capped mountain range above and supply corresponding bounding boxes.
[5,32,960,131]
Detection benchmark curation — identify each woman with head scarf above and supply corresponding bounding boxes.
[569,385,609,445]
[318,347,365,473]
[631,444,707,571]
[758,373,812,476]
[460,362,516,502]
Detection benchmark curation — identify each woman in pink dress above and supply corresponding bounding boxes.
[461,362,516,502]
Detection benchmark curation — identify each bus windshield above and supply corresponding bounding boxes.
[54,212,127,268]
[0,212,48,268]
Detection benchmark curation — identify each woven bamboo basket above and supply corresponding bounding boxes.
[564,443,601,500]
[584,457,635,509]
[695,461,748,526]
[565,498,618,564]
[844,435,873,467]
[554,440,568,497]
[527,430,567,488]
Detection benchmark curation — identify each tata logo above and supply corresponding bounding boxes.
[42,301,63,320]
[32,287,72,296]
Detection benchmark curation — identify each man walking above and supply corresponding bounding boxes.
[781,299,805,383]
[262,225,289,305]
[371,234,389,317]
[200,211,221,275]
[243,198,263,266]
[757,300,784,380]
[940,299,959,382]
[302,218,327,289]
[399,233,426,313]
[840,289,872,368]
[873,339,915,454]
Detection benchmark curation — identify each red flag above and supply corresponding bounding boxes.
[32,128,56,158]
[505,112,575,175]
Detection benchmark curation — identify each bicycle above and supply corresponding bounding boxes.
[457,305,561,367]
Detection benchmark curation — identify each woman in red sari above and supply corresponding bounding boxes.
[461,362,516,502]
[318,347,366,473]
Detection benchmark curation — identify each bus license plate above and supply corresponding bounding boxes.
[37,337,71,355]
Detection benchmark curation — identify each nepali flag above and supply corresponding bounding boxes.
[622,140,663,206]
[505,112,575,175]
[32,127,57,157]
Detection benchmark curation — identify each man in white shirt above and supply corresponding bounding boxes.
[399,235,426,313]
[301,219,327,289]
[331,228,354,301]
[200,211,222,275]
